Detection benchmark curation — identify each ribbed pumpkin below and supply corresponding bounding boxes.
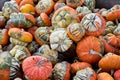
[22,56,52,80]
[34,44,58,65]
[2,1,19,19]
[10,45,31,64]
[34,27,53,45]
[36,13,51,27]
[114,69,120,80]
[97,72,114,80]
[66,0,84,8]
[8,28,33,46]
[80,13,106,36]
[71,62,92,74]
[50,28,73,52]
[76,36,103,64]
[52,6,79,28]
[52,61,71,80]
[0,29,9,46]
[67,23,85,42]
[98,53,120,72]
[73,67,97,80]
[35,0,55,14]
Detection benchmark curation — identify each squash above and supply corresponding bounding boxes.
[76,36,103,64]
[52,61,71,80]
[22,56,52,80]
[80,13,106,36]
[50,28,73,52]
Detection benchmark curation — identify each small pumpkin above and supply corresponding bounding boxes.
[0,29,9,46]
[73,67,97,80]
[22,56,52,80]
[98,53,120,72]
[52,61,71,80]
[76,36,103,64]
[34,27,53,45]
[52,6,79,28]
[71,62,92,74]
[2,1,19,19]
[66,0,84,8]
[67,23,85,42]
[35,0,55,14]
[80,13,106,36]
[97,72,114,80]
[36,13,51,27]
[114,69,120,80]
[10,45,31,63]
[50,28,73,52]
[8,28,33,46]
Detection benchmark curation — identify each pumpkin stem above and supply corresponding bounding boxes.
[115,19,119,25]
[96,68,102,74]
[110,69,114,76]
[89,49,102,57]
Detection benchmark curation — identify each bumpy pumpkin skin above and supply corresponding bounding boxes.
[35,0,55,14]
[97,72,114,80]
[34,27,53,45]
[2,1,19,19]
[52,6,80,28]
[0,29,9,46]
[52,61,71,80]
[50,28,73,52]
[81,13,106,36]
[22,56,52,80]
[73,67,97,80]
[76,36,104,64]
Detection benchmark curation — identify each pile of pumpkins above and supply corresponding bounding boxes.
[0,0,120,80]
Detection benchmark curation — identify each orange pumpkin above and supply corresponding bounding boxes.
[71,62,92,74]
[114,69,120,80]
[22,56,52,80]
[66,0,84,8]
[98,54,120,72]
[80,13,106,36]
[97,72,114,80]
[76,36,103,64]
[0,29,9,46]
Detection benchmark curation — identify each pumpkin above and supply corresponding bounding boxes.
[36,13,51,27]
[66,0,84,8]
[34,44,58,65]
[20,4,35,15]
[71,62,92,74]
[67,23,85,42]
[73,67,97,80]
[98,53,120,72]
[54,2,66,10]
[97,72,114,80]
[19,0,35,7]
[35,0,55,14]
[2,1,19,19]
[34,27,53,45]
[22,56,52,80]
[10,45,31,64]
[99,35,120,54]
[52,61,71,80]
[52,6,79,28]
[76,36,103,64]
[80,13,106,36]
[8,28,33,46]
[0,29,9,46]
[114,69,120,80]
[76,6,92,21]
[83,0,95,10]
[50,28,73,52]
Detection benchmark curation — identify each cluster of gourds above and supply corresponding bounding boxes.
[0,0,120,80]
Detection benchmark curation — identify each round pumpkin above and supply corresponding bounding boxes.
[76,36,104,64]
[22,56,52,80]
[52,6,79,28]
[80,13,106,36]
[73,67,97,80]
[52,61,71,80]
[50,28,73,52]
[67,23,85,42]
